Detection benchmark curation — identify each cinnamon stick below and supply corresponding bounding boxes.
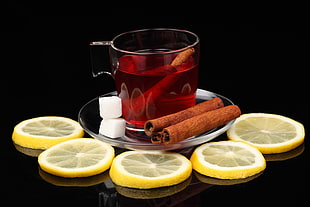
[171,48,195,67]
[141,48,195,75]
[151,105,241,145]
[144,97,224,136]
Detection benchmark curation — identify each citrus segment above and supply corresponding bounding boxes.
[227,113,305,154]
[38,138,114,178]
[12,116,84,149]
[109,151,192,189]
[190,141,266,179]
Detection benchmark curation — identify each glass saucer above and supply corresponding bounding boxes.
[78,89,235,151]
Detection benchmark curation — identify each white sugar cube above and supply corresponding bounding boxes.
[99,118,126,138]
[99,96,122,119]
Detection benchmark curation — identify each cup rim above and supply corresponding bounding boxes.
[110,28,200,55]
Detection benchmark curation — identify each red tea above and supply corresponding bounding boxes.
[115,51,198,128]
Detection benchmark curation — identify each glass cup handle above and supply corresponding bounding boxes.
[89,41,113,77]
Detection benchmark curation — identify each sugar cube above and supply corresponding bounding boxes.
[99,118,126,138]
[99,96,122,119]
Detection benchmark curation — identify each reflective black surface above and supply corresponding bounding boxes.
[1,13,308,207]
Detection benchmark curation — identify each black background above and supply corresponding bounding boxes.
[1,5,308,207]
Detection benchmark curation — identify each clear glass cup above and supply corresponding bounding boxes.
[90,28,200,133]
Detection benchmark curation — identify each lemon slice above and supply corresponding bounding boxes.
[12,116,84,149]
[227,113,305,154]
[38,138,114,178]
[109,150,192,189]
[190,141,266,179]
